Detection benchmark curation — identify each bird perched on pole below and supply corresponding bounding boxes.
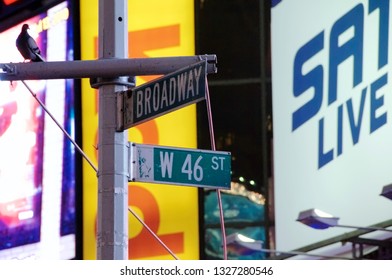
[16,24,45,62]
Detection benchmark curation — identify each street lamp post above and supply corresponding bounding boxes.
[226,233,351,260]
[381,184,392,200]
[297,208,392,233]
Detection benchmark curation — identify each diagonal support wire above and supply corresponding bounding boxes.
[21,79,178,260]
[205,77,228,260]
[21,80,98,173]
[127,207,179,260]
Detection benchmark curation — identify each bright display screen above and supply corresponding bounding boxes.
[80,0,200,260]
[271,0,392,251]
[0,1,76,259]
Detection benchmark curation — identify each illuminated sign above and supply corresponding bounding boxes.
[0,1,76,259]
[81,0,199,260]
[291,1,388,169]
[4,0,20,5]
[271,0,392,251]
[0,0,37,24]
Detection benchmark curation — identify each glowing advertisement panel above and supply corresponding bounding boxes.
[80,0,199,259]
[271,0,392,250]
[0,1,76,259]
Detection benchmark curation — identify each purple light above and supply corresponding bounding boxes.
[381,184,392,200]
[297,209,339,230]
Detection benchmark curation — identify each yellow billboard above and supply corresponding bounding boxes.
[80,0,199,260]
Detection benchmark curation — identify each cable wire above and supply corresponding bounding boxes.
[205,77,228,260]
[128,207,179,260]
[22,79,178,260]
[21,80,98,173]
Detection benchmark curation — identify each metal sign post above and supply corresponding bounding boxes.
[0,55,217,81]
[96,0,129,260]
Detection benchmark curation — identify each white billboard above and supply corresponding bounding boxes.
[271,0,392,250]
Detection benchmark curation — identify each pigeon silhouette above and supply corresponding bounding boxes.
[16,24,45,62]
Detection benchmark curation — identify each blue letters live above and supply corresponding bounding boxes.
[291,0,390,169]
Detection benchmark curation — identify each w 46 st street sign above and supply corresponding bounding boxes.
[119,60,207,130]
[129,143,231,189]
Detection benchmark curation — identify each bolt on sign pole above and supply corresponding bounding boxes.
[96,0,129,260]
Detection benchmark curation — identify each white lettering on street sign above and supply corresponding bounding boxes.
[122,61,207,129]
[129,142,231,189]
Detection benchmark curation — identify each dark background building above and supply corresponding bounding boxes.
[195,0,273,259]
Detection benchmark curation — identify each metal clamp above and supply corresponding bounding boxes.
[0,63,16,75]
[198,54,218,74]
[90,76,136,89]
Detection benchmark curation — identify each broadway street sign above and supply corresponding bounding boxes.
[120,60,207,130]
[129,142,231,189]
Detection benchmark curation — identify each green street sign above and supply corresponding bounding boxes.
[122,60,207,129]
[129,143,231,189]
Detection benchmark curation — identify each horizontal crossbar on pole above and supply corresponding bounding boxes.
[0,55,217,81]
